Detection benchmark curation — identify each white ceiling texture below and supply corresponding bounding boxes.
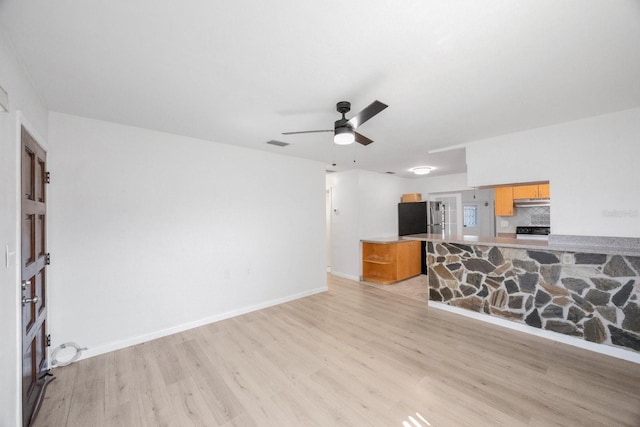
[1,0,639,178]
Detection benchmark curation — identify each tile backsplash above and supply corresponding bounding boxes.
[496,206,550,234]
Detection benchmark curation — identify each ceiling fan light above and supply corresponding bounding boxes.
[410,166,432,175]
[334,127,355,145]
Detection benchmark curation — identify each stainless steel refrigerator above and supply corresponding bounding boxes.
[427,201,443,234]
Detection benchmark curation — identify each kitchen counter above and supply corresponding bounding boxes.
[361,236,411,244]
[401,233,640,256]
[416,232,640,354]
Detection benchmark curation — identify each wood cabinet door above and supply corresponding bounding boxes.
[513,184,538,199]
[407,241,422,278]
[395,242,409,280]
[494,186,514,216]
[538,183,550,198]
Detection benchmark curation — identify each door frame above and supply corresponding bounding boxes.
[16,112,51,426]
[326,187,332,272]
[428,192,463,235]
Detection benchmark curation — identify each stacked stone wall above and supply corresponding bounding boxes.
[427,242,640,352]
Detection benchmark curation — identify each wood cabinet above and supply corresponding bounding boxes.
[538,183,550,198]
[512,184,538,199]
[495,182,550,217]
[362,240,421,285]
[513,183,550,199]
[494,186,514,216]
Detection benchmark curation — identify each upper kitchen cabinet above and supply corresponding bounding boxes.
[513,183,550,199]
[538,183,550,198]
[494,182,550,217]
[512,184,538,199]
[494,186,514,216]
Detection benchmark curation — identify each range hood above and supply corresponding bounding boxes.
[514,198,551,208]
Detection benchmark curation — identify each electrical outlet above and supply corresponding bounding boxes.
[562,253,573,265]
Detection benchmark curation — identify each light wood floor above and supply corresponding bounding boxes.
[34,274,640,427]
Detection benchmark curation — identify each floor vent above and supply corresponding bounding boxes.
[266,140,289,147]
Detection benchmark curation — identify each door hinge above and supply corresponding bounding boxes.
[45,171,50,184]
[46,334,51,347]
[45,253,51,265]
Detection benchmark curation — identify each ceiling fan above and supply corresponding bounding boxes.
[282,100,388,146]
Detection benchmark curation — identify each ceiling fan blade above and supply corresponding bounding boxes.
[348,100,388,128]
[354,131,373,146]
[281,129,333,135]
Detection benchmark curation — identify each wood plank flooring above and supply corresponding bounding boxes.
[34,274,640,426]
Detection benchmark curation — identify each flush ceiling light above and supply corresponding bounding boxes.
[0,85,8,112]
[334,126,355,145]
[410,166,433,175]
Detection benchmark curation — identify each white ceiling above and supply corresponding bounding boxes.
[1,0,639,178]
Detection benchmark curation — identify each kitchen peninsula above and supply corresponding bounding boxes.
[400,233,640,354]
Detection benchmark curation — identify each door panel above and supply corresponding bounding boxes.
[21,126,53,427]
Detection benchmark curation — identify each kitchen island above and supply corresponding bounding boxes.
[401,233,640,354]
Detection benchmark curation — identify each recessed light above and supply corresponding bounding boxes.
[410,166,433,175]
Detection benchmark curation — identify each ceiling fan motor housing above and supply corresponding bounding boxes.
[336,101,351,115]
[334,117,351,130]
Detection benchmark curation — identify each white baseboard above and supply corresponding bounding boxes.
[74,286,328,362]
[329,271,360,281]
[429,301,640,364]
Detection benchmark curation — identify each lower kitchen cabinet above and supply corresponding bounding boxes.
[362,240,421,284]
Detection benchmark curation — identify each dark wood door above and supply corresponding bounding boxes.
[21,126,52,426]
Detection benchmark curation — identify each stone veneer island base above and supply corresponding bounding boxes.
[404,234,640,354]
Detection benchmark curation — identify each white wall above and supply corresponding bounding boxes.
[0,32,49,427]
[47,113,327,357]
[403,172,472,195]
[326,170,405,280]
[467,108,640,238]
[358,171,406,238]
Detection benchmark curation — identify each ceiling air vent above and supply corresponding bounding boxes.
[385,171,395,174]
[266,140,289,147]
